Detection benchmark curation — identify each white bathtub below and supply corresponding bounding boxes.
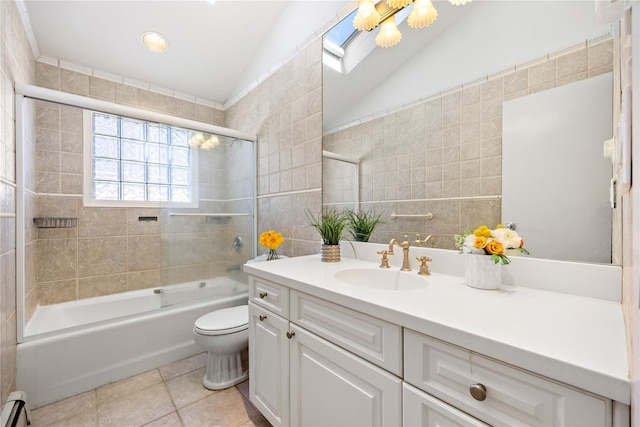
[17,278,248,409]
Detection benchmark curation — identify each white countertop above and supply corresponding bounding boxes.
[244,253,630,404]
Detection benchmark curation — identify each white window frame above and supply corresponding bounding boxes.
[83,110,199,208]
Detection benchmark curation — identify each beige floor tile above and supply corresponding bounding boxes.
[178,387,258,427]
[236,380,250,401]
[142,412,184,427]
[160,353,207,381]
[165,367,215,409]
[98,383,175,427]
[239,414,272,427]
[44,409,98,427]
[30,390,96,426]
[97,369,163,404]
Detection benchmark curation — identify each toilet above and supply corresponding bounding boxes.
[193,304,249,390]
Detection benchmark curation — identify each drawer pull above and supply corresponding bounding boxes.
[469,383,487,401]
[286,331,295,339]
[259,315,267,321]
[259,291,268,299]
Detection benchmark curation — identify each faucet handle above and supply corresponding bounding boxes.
[415,234,433,247]
[416,256,432,276]
[377,250,390,269]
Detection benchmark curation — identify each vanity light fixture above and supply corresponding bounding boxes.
[141,31,169,53]
[189,132,220,150]
[354,0,471,47]
[375,15,402,47]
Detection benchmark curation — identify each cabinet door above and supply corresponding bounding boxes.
[290,324,402,427]
[403,383,490,427]
[248,302,290,427]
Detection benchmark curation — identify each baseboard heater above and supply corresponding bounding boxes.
[0,391,30,427]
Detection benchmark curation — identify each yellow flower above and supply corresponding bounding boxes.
[473,236,487,249]
[485,240,504,255]
[259,230,284,250]
[473,225,492,238]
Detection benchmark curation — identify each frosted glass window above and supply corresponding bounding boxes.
[94,181,119,200]
[121,140,145,161]
[122,161,146,182]
[171,147,189,166]
[172,129,189,146]
[94,114,119,136]
[94,159,119,181]
[147,144,169,164]
[122,183,146,201]
[147,125,168,143]
[94,136,119,158]
[89,111,195,205]
[148,185,169,201]
[148,165,169,184]
[121,118,145,140]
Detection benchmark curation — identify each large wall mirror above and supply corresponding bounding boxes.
[322,0,619,265]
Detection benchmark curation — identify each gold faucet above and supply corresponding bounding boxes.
[414,234,433,247]
[388,235,412,271]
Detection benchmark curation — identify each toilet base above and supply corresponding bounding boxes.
[202,350,248,390]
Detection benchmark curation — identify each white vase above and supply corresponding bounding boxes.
[464,254,502,290]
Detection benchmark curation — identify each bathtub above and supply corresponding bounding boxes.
[17,278,248,409]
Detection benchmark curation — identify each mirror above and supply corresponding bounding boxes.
[322,0,618,264]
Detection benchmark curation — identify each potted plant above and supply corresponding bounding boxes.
[454,224,529,290]
[345,208,385,242]
[306,208,348,262]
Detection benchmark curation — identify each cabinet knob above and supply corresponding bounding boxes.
[286,331,295,339]
[259,315,267,321]
[259,292,268,299]
[469,383,487,401]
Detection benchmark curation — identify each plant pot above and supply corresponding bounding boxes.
[321,244,341,263]
[464,254,501,290]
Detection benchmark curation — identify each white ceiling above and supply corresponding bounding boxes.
[21,0,353,107]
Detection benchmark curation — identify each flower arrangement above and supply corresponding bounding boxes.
[259,230,284,261]
[454,224,529,265]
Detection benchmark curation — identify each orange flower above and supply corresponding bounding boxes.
[473,236,487,249]
[485,240,504,255]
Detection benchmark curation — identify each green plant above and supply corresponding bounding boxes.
[306,208,348,245]
[345,208,385,242]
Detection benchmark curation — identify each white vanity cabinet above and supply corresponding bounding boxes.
[248,276,403,427]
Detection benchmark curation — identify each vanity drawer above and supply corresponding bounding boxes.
[404,329,611,427]
[290,290,402,376]
[249,276,289,317]
[403,382,490,427]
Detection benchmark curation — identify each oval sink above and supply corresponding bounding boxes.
[334,268,427,291]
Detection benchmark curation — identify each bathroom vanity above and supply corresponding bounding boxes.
[244,243,629,426]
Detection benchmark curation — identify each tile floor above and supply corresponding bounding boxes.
[29,353,271,427]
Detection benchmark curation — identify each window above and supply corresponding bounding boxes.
[83,110,198,207]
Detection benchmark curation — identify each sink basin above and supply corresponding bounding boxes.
[334,268,428,291]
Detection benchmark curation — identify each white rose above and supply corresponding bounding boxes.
[492,228,522,249]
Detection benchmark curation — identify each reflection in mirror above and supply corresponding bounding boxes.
[322,0,618,264]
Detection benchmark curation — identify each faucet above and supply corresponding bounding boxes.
[388,235,412,271]
[414,234,433,247]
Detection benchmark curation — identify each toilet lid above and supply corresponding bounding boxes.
[194,305,248,336]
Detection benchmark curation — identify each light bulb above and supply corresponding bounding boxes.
[353,0,381,31]
[408,0,437,29]
[375,16,402,48]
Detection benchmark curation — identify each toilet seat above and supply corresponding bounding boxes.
[194,305,248,336]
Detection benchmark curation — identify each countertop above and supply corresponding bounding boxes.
[244,254,630,404]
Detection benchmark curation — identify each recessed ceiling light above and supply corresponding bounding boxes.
[142,31,168,53]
